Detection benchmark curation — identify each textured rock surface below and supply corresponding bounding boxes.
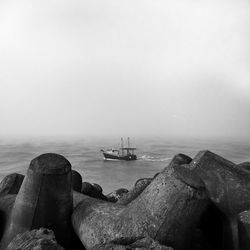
[0,194,16,241]
[238,210,250,250]
[0,173,24,196]
[0,153,73,250]
[187,150,250,216]
[106,188,129,202]
[117,178,152,205]
[175,150,250,250]
[72,153,208,250]
[6,228,64,250]
[90,237,173,250]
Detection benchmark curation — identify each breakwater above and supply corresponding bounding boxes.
[0,150,250,249]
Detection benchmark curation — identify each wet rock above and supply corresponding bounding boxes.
[72,153,208,250]
[81,182,107,201]
[6,228,64,250]
[0,153,73,250]
[106,188,129,202]
[72,170,82,192]
[0,173,24,196]
[117,179,152,205]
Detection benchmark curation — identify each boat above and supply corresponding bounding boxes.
[101,137,137,161]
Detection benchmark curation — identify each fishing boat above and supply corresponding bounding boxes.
[101,137,137,161]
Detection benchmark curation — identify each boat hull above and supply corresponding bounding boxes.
[102,152,137,161]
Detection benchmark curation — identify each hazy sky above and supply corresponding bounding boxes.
[0,0,250,138]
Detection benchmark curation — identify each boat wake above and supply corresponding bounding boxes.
[139,155,171,162]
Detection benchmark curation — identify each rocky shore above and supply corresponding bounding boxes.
[0,150,250,249]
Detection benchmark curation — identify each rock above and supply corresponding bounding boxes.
[89,243,126,250]
[72,153,208,250]
[238,162,250,172]
[187,150,250,216]
[129,237,173,249]
[0,173,24,196]
[238,210,250,250]
[81,182,108,201]
[90,237,173,250]
[73,191,106,208]
[6,228,64,250]
[134,178,152,188]
[0,194,16,241]
[72,170,82,192]
[92,183,103,194]
[0,153,73,250]
[117,179,152,205]
[106,188,129,202]
[177,150,250,250]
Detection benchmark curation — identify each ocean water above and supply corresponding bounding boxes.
[0,136,249,194]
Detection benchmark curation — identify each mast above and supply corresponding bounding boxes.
[127,137,130,148]
[121,137,124,157]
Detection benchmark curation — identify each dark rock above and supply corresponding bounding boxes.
[6,228,64,250]
[81,182,107,201]
[92,183,103,194]
[106,188,129,202]
[72,153,208,250]
[72,170,82,192]
[0,153,73,250]
[0,173,24,196]
[238,210,250,250]
[0,194,16,241]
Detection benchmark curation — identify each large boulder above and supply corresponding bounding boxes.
[0,153,73,250]
[0,173,24,196]
[72,153,208,250]
[6,228,64,250]
[174,150,250,250]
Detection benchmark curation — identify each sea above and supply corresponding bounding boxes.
[0,136,249,194]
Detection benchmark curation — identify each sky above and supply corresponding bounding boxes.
[0,0,250,138]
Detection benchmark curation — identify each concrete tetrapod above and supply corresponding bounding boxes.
[0,173,24,196]
[174,150,250,250]
[72,154,209,250]
[0,153,73,250]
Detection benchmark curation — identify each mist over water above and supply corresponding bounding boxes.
[0,136,249,193]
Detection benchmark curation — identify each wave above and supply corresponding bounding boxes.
[139,155,171,162]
